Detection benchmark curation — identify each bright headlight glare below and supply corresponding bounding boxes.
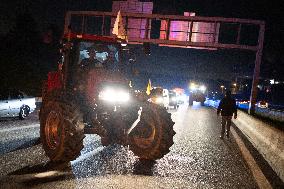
[117,91,130,102]
[190,83,197,91]
[200,85,206,92]
[156,97,163,103]
[99,89,130,102]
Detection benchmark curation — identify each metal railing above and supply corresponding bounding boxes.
[64,11,264,51]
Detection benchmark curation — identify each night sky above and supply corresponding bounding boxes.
[0,0,283,91]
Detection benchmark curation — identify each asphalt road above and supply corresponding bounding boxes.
[0,104,260,189]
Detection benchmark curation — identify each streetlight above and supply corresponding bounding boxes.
[220,85,224,94]
[232,83,237,94]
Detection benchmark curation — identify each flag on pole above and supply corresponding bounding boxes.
[112,10,127,40]
[146,79,152,95]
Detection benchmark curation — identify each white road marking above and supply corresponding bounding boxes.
[231,127,272,189]
[0,124,39,133]
[72,146,105,164]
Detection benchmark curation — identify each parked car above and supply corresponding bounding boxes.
[257,100,269,109]
[0,89,36,119]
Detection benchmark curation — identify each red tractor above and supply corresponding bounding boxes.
[39,12,175,163]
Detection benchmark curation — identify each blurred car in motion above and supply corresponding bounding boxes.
[0,89,36,119]
[169,90,179,109]
[257,100,269,109]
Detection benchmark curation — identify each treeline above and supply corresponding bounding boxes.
[0,11,61,96]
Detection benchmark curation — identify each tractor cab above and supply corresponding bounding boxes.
[46,33,131,102]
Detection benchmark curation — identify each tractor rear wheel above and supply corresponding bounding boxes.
[129,103,175,160]
[40,95,84,163]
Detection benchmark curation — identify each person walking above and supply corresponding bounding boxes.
[217,90,237,139]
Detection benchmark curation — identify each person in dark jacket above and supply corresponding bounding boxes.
[217,90,237,139]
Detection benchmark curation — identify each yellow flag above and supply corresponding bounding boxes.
[146,79,152,95]
[112,10,127,40]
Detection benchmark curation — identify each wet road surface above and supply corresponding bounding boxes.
[0,104,260,189]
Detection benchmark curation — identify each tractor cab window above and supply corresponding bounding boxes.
[78,41,119,71]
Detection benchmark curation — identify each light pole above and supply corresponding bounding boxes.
[220,85,225,94]
[232,83,237,94]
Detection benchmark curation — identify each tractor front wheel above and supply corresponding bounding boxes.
[40,99,84,163]
[128,103,175,160]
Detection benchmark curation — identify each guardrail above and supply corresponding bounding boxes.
[255,107,284,122]
[205,100,284,122]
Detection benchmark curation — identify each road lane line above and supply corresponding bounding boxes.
[72,146,105,164]
[0,124,39,133]
[231,127,272,189]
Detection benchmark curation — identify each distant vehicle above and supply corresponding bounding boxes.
[257,100,269,109]
[169,90,179,109]
[0,89,36,119]
[235,99,249,109]
[188,82,206,106]
[172,88,185,104]
[236,99,250,105]
[150,87,170,109]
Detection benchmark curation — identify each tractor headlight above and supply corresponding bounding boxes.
[190,83,197,91]
[99,88,130,102]
[156,97,163,103]
[199,85,206,92]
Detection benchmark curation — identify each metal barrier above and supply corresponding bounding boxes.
[205,100,284,122]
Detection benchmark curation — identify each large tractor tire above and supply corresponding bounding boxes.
[40,92,85,163]
[128,103,175,160]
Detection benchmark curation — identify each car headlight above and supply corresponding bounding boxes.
[99,88,130,102]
